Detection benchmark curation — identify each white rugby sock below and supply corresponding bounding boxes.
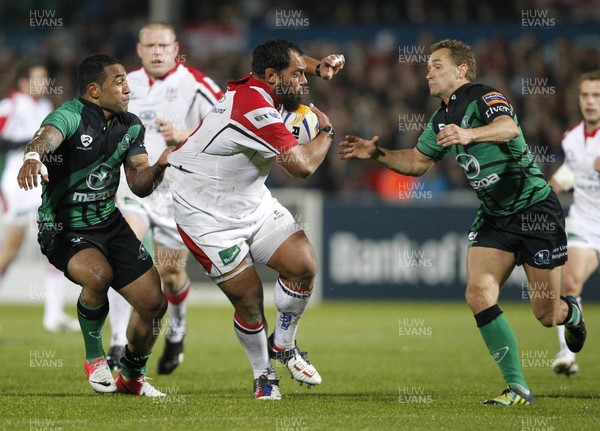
[43,267,66,324]
[233,314,273,378]
[272,277,312,350]
[107,288,130,346]
[164,279,190,343]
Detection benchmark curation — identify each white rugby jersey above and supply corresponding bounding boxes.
[127,63,223,164]
[168,75,298,225]
[0,90,53,146]
[560,121,600,224]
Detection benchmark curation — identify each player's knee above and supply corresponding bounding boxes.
[156,264,184,289]
[86,263,113,291]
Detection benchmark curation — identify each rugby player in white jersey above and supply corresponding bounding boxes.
[0,62,78,333]
[168,39,344,399]
[549,70,600,375]
[108,22,224,374]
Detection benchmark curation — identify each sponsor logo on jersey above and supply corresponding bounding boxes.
[86,163,114,190]
[468,231,478,242]
[470,173,500,190]
[437,123,446,131]
[72,190,113,202]
[482,92,509,107]
[455,154,480,179]
[80,134,93,147]
[533,249,551,266]
[484,104,511,119]
[245,107,282,129]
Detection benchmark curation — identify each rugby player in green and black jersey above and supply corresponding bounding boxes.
[339,39,586,406]
[17,54,172,397]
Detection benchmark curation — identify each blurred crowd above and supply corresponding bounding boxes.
[1,0,599,201]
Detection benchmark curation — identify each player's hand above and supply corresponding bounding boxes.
[594,157,600,173]
[309,103,332,130]
[155,118,190,146]
[436,124,473,147]
[156,146,174,169]
[17,159,48,190]
[319,54,345,80]
[339,135,380,160]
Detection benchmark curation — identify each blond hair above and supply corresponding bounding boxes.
[430,39,477,82]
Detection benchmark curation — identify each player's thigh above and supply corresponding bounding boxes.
[251,201,316,280]
[266,230,317,283]
[466,246,515,312]
[562,246,599,296]
[0,224,27,260]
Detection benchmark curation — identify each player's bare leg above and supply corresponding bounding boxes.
[266,231,321,387]
[465,247,534,405]
[106,212,146,370]
[552,247,596,375]
[0,224,27,278]
[218,262,280,399]
[155,244,190,374]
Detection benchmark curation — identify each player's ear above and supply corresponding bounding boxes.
[458,63,468,80]
[264,68,278,85]
[87,82,101,100]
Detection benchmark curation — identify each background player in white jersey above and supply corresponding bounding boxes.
[0,62,78,333]
[549,70,600,375]
[168,39,344,399]
[108,22,224,374]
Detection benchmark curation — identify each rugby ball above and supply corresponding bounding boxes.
[282,104,320,145]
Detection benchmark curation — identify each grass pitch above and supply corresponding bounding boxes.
[0,301,598,430]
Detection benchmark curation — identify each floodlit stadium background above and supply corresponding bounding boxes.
[1,0,600,303]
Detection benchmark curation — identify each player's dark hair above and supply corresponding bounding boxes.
[251,39,303,77]
[578,70,600,88]
[430,39,477,82]
[77,54,121,95]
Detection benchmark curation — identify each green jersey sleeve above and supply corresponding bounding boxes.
[416,111,449,160]
[40,99,82,141]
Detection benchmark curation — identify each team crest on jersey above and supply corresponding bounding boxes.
[166,87,178,101]
[482,92,509,107]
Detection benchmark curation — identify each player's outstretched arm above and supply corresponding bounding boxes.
[17,125,64,190]
[125,146,173,197]
[277,103,333,178]
[339,135,436,177]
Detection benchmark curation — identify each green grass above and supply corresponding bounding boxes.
[0,301,598,430]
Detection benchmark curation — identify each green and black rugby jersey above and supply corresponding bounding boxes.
[38,97,147,229]
[416,83,550,216]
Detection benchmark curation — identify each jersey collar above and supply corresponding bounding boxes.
[144,62,180,86]
[441,83,471,110]
[584,124,600,139]
[227,74,281,108]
